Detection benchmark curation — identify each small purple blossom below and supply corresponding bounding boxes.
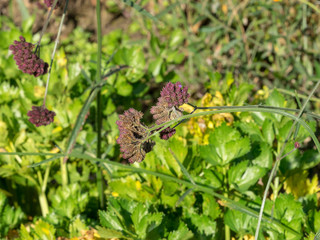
[44,0,61,9]
[27,106,56,127]
[294,142,300,149]
[9,36,48,77]
[160,127,176,140]
[160,81,189,108]
[116,108,155,163]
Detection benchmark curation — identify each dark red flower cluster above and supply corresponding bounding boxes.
[116,82,190,164]
[44,0,61,9]
[151,82,189,125]
[160,82,189,108]
[159,127,176,140]
[116,108,155,163]
[27,106,56,127]
[9,36,48,77]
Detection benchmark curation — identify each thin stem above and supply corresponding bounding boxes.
[254,80,320,239]
[43,0,69,106]
[277,88,320,104]
[42,163,51,192]
[36,0,59,49]
[68,151,301,237]
[96,0,105,209]
[223,167,230,240]
[146,107,320,154]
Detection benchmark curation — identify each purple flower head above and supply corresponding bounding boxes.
[9,36,48,77]
[160,127,176,140]
[116,108,155,163]
[160,82,189,108]
[27,105,56,127]
[44,0,61,9]
[150,82,189,126]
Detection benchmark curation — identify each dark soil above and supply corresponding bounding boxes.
[1,0,132,41]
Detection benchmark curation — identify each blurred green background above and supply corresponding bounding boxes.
[1,0,320,239]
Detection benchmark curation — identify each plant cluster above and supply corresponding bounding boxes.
[0,0,320,240]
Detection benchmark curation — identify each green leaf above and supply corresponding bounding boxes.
[99,210,124,231]
[168,222,193,240]
[251,142,273,169]
[149,57,163,76]
[265,89,286,122]
[96,226,128,239]
[236,121,264,142]
[200,124,251,166]
[228,161,267,192]
[273,194,304,239]
[262,119,275,145]
[115,75,133,96]
[224,208,255,236]
[203,169,223,188]
[189,214,216,236]
[131,203,148,237]
[169,29,184,48]
[301,150,320,170]
[33,220,56,240]
[18,225,33,240]
[202,193,221,220]
[126,47,145,70]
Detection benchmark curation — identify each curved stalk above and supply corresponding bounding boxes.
[146,106,320,153]
[254,79,320,239]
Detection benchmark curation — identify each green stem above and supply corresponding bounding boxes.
[37,170,49,216]
[36,0,59,48]
[60,157,68,186]
[223,167,230,240]
[277,88,320,103]
[96,0,105,209]
[43,0,69,106]
[146,106,320,153]
[254,80,320,239]
[38,191,49,217]
[68,151,301,238]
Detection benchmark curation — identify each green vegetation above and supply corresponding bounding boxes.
[1,0,320,239]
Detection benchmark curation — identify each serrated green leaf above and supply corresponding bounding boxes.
[98,210,124,231]
[224,208,255,236]
[18,224,33,240]
[203,169,222,188]
[236,121,264,142]
[96,226,128,239]
[132,204,148,236]
[168,221,193,240]
[190,214,216,236]
[273,194,305,239]
[200,124,251,165]
[34,220,56,240]
[202,193,221,220]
